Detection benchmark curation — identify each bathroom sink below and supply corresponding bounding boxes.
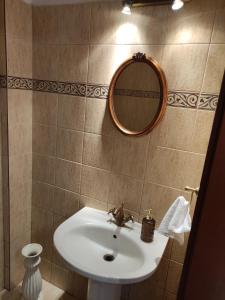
[54,207,168,283]
[54,207,168,300]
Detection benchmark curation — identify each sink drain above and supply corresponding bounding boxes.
[103,254,115,262]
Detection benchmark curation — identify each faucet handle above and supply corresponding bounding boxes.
[120,202,125,209]
[129,215,134,223]
[108,207,115,215]
[125,214,134,224]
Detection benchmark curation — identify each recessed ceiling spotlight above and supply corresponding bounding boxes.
[172,0,184,10]
[122,1,132,15]
[121,0,186,15]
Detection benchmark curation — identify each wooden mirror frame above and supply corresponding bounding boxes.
[108,52,168,136]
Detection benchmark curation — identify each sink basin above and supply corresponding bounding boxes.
[54,207,168,300]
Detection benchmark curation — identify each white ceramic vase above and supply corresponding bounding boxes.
[21,243,43,300]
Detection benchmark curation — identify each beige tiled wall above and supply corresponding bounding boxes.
[0,0,7,291]
[4,0,33,288]
[4,0,221,299]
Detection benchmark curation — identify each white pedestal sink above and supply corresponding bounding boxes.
[54,207,168,300]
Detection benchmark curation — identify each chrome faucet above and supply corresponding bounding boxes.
[108,203,134,227]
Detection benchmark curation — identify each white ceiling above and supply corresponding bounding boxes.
[23,0,120,5]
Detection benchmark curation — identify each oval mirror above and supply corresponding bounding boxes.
[109,53,168,136]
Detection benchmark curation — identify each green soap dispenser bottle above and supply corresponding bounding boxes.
[141,209,155,243]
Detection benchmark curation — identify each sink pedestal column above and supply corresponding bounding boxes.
[87,279,121,300]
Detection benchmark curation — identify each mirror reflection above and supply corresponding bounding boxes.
[113,62,161,132]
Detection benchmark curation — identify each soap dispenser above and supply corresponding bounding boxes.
[141,209,155,243]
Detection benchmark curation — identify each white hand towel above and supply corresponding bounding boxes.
[158,196,191,245]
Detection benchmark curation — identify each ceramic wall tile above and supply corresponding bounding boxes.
[171,233,189,264]
[57,128,83,163]
[108,173,143,213]
[216,0,225,9]
[166,261,183,294]
[33,6,60,44]
[79,195,107,211]
[150,107,197,152]
[141,183,191,223]
[0,240,3,290]
[10,184,31,241]
[202,44,225,94]
[8,89,32,126]
[129,280,164,300]
[32,181,54,211]
[10,181,32,219]
[85,98,115,136]
[33,4,91,45]
[146,146,205,190]
[67,270,88,300]
[52,215,67,269]
[58,4,91,44]
[31,206,54,261]
[6,7,33,283]
[40,258,52,283]
[33,92,58,126]
[163,239,173,260]
[51,264,70,292]
[9,154,32,189]
[88,45,164,85]
[0,0,5,36]
[7,38,32,78]
[33,124,57,156]
[53,187,79,218]
[211,8,225,43]
[83,133,114,171]
[151,258,170,289]
[58,95,85,131]
[33,154,55,185]
[112,132,149,180]
[91,2,168,45]
[57,45,89,83]
[9,123,32,156]
[164,292,177,300]
[33,44,59,81]
[81,165,111,203]
[166,0,215,44]
[162,44,208,92]
[10,235,30,288]
[5,0,32,40]
[0,35,6,75]
[10,204,31,241]
[191,110,215,154]
[88,44,128,85]
[55,159,81,193]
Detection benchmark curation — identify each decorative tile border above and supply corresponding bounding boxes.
[86,84,109,99]
[7,76,87,97]
[168,91,199,109]
[33,79,86,97]
[198,93,219,111]
[114,88,160,99]
[2,75,219,111]
[8,76,33,90]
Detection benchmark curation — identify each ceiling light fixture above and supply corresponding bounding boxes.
[172,0,184,10]
[122,0,186,15]
[122,1,132,15]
